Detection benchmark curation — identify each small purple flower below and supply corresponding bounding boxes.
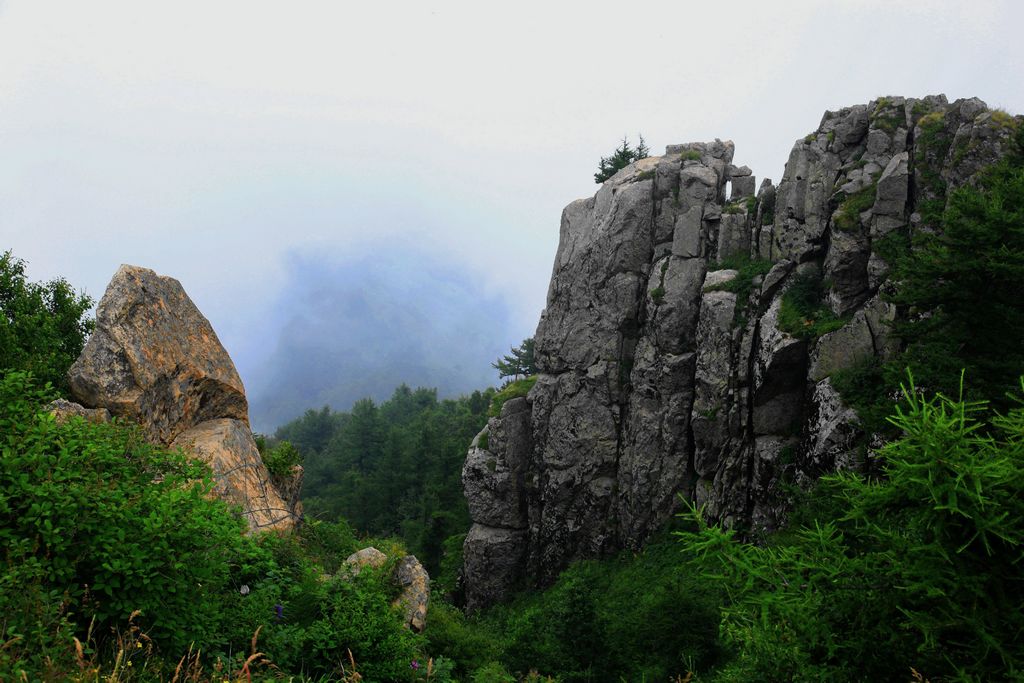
[410,659,420,670]
[274,604,284,621]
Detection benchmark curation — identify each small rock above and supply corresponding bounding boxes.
[344,547,388,575]
[46,398,110,424]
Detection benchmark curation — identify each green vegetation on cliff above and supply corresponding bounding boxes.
[678,375,1024,682]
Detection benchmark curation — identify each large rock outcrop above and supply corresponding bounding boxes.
[68,265,300,532]
[463,95,1023,608]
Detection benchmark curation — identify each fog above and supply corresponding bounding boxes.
[245,246,516,431]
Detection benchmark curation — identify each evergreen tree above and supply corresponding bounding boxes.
[594,134,649,183]
[492,337,536,383]
[888,128,1024,407]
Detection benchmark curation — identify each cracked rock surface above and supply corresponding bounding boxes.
[463,95,1023,608]
[68,264,301,532]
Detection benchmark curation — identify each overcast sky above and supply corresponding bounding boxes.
[2,1,1022,427]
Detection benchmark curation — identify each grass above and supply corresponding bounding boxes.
[681,150,701,161]
[832,182,877,233]
[703,254,775,328]
[636,169,655,181]
[990,108,1020,131]
[871,97,904,134]
[488,376,538,417]
[777,273,847,340]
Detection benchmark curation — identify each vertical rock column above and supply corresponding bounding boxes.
[462,397,532,611]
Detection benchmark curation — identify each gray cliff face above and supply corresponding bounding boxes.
[463,95,1022,609]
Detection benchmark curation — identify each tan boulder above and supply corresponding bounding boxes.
[343,547,388,576]
[171,418,299,532]
[68,265,248,445]
[67,264,299,533]
[46,398,111,425]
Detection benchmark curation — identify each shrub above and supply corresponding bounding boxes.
[262,439,303,479]
[703,254,774,327]
[887,151,1024,409]
[479,536,721,682]
[677,375,1024,681]
[0,251,93,395]
[777,273,846,340]
[0,371,259,673]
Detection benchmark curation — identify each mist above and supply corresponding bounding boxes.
[244,245,519,432]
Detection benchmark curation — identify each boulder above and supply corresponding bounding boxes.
[462,524,528,613]
[341,548,430,631]
[68,265,248,445]
[171,419,298,532]
[67,265,299,533]
[344,547,388,575]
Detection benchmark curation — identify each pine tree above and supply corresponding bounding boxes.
[594,134,649,183]
[492,337,536,382]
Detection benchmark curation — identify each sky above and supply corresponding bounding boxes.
[2,0,1022,429]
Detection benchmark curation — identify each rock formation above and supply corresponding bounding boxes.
[66,265,301,532]
[463,95,1022,609]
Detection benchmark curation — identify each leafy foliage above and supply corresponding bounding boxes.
[0,372,451,681]
[677,376,1024,682]
[0,371,257,675]
[594,134,650,183]
[278,384,494,574]
[703,254,775,327]
[832,182,877,232]
[0,251,94,395]
[256,437,303,480]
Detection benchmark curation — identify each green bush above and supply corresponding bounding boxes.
[678,375,1024,681]
[0,371,436,680]
[703,254,774,327]
[0,251,94,395]
[263,439,303,479]
[832,182,877,232]
[888,149,1024,409]
[424,602,503,681]
[0,371,260,674]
